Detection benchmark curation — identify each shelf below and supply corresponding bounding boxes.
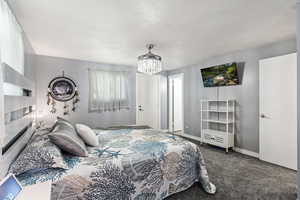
[202,119,234,124]
[200,99,235,151]
[202,129,233,135]
[201,110,234,113]
[200,100,235,102]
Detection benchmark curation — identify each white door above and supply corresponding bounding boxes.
[259,53,297,170]
[136,73,160,129]
[169,73,184,132]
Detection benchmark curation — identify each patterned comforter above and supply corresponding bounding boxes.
[17,129,216,200]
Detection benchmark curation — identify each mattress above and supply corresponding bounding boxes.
[17,128,216,200]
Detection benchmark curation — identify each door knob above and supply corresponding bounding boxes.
[260,114,266,118]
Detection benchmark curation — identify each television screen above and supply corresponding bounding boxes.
[201,62,239,87]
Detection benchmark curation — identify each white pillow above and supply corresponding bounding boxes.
[75,124,99,147]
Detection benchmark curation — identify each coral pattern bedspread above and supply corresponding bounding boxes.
[17,129,216,200]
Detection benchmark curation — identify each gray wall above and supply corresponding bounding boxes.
[34,55,136,128]
[168,38,296,153]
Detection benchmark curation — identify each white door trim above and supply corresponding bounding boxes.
[168,73,184,133]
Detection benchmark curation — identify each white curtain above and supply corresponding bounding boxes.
[89,69,130,112]
[0,0,24,74]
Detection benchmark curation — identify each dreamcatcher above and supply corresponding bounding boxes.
[47,71,80,115]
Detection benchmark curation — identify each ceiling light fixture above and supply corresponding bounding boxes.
[137,44,162,75]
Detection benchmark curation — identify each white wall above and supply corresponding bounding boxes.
[34,55,136,128]
[296,0,300,198]
[0,52,3,158]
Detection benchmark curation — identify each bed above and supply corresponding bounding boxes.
[11,127,216,200]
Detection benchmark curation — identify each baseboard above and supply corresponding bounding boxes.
[180,133,202,142]
[233,147,259,158]
[170,132,259,158]
[173,132,203,142]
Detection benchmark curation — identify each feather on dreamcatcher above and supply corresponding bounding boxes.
[47,71,80,115]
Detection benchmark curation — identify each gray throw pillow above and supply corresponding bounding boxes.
[57,117,75,128]
[9,132,68,175]
[49,123,88,157]
[50,117,75,132]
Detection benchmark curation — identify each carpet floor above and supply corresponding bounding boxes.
[166,143,297,200]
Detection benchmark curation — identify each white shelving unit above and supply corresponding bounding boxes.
[200,99,235,152]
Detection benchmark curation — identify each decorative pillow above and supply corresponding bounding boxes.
[50,117,75,132]
[49,123,88,157]
[75,124,99,147]
[57,117,75,129]
[9,133,68,176]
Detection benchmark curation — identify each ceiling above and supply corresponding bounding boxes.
[9,0,296,70]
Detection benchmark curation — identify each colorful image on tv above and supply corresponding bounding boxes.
[201,62,239,87]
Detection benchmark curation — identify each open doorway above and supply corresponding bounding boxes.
[168,73,184,133]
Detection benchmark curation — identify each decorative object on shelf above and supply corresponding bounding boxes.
[47,71,80,115]
[137,44,162,75]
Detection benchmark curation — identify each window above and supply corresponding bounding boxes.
[88,69,130,112]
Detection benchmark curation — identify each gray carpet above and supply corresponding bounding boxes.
[166,143,297,200]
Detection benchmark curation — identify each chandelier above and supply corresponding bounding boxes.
[137,44,162,75]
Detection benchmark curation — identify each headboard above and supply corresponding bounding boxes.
[0,63,36,178]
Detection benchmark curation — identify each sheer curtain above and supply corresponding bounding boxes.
[89,69,130,112]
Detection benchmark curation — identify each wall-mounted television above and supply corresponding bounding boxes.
[201,62,240,87]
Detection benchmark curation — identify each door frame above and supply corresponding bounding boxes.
[153,75,161,129]
[168,73,184,133]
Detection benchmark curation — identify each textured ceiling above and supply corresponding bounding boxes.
[8,0,296,70]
